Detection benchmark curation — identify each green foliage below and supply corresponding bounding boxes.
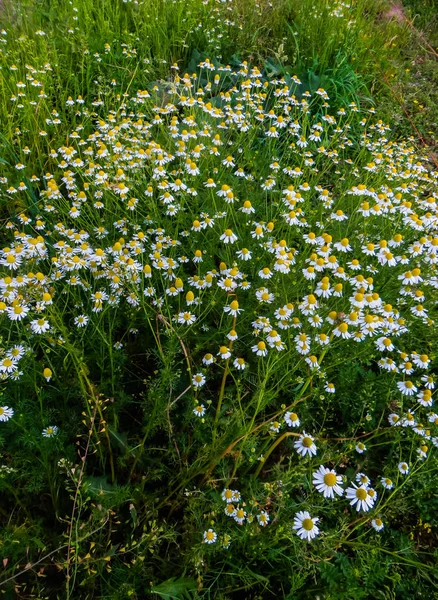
[151,576,198,600]
[0,0,437,598]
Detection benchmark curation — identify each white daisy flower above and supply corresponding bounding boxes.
[355,442,367,454]
[220,229,238,244]
[42,425,59,438]
[397,381,417,396]
[284,411,300,427]
[202,353,214,366]
[293,511,320,541]
[74,315,89,327]
[294,432,317,457]
[380,476,394,490]
[371,518,384,532]
[0,357,18,374]
[257,511,270,527]
[193,404,206,417]
[221,488,234,503]
[312,466,344,498]
[192,373,206,388]
[398,461,409,475]
[177,311,197,325]
[203,529,217,544]
[218,346,231,360]
[345,484,376,512]
[234,508,246,525]
[0,406,14,422]
[30,318,51,334]
[252,341,268,357]
[355,473,371,488]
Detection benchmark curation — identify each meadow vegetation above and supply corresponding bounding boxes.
[0,0,437,598]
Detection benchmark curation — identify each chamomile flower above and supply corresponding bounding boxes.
[284,411,300,427]
[43,368,52,382]
[193,404,206,417]
[0,357,18,374]
[293,511,320,541]
[397,380,417,396]
[221,489,234,503]
[42,425,59,437]
[380,477,394,490]
[233,357,246,370]
[0,406,14,422]
[371,518,384,532]
[224,300,242,317]
[202,353,214,366]
[231,490,241,503]
[236,248,252,261]
[234,508,246,524]
[192,373,206,388]
[355,442,367,454]
[220,229,238,244]
[30,318,51,334]
[256,287,275,304]
[345,484,376,512]
[74,315,89,328]
[388,413,401,426]
[177,311,196,325]
[356,473,371,488]
[203,529,217,544]
[294,432,317,457]
[417,444,428,459]
[218,346,231,360]
[398,461,409,475]
[312,466,344,498]
[413,354,430,369]
[257,511,270,527]
[252,341,268,357]
[270,420,281,433]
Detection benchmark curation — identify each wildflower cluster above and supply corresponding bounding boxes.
[0,58,437,555]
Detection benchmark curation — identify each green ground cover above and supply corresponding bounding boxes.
[0,0,437,598]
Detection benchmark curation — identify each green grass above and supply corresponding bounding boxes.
[0,0,437,598]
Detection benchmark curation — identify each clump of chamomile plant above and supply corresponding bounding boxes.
[0,56,437,596]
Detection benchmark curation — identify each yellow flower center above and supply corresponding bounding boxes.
[302,518,314,531]
[356,488,367,501]
[323,473,337,487]
[302,437,313,448]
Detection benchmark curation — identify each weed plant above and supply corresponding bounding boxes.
[0,0,437,598]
